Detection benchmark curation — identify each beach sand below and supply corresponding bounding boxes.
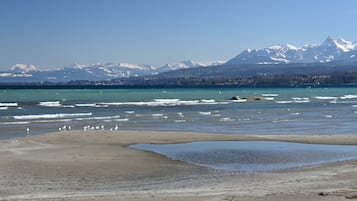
[1,130,357,201]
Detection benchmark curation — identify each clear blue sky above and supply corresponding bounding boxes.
[1,0,357,70]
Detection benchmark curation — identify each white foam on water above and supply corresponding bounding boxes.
[154,99,180,102]
[314,96,338,100]
[292,97,309,101]
[219,117,235,122]
[352,105,357,108]
[200,99,216,104]
[34,119,72,123]
[97,99,229,107]
[174,120,186,123]
[294,100,310,103]
[125,111,135,114]
[264,97,275,101]
[0,121,31,125]
[199,111,212,115]
[13,112,92,120]
[324,115,333,118]
[275,101,293,104]
[0,107,8,110]
[75,103,98,107]
[231,99,247,103]
[261,94,278,97]
[39,101,62,107]
[115,118,129,122]
[340,95,357,99]
[75,115,121,121]
[291,112,300,115]
[330,100,357,104]
[152,113,164,117]
[0,102,18,107]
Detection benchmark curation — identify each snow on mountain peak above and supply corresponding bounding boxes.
[227,36,357,65]
[11,64,38,73]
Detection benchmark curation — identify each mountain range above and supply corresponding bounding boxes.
[227,36,357,64]
[1,37,357,82]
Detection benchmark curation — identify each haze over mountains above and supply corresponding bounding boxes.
[1,37,357,82]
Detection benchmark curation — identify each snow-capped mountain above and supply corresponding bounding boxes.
[156,60,206,72]
[11,64,39,73]
[226,37,357,65]
[0,60,214,82]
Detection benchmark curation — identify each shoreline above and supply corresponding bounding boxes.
[1,130,357,200]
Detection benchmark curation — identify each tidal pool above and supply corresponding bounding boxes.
[131,141,357,172]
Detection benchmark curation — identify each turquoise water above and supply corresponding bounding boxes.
[1,87,357,138]
[131,141,357,172]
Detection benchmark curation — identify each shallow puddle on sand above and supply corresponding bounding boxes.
[131,141,357,172]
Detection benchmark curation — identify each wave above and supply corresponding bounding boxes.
[261,94,278,97]
[75,115,121,121]
[340,95,357,99]
[39,101,74,108]
[97,99,228,107]
[0,121,31,125]
[0,102,18,107]
[115,118,129,122]
[231,99,247,103]
[275,101,293,104]
[154,99,180,102]
[219,117,235,122]
[199,111,212,115]
[0,107,8,110]
[75,103,98,107]
[174,120,186,123]
[264,97,275,101]
[330,100,357,104]
[13,112,92,120]
[39,101,62,107]
[200,99,216,103]
[275,98,310,104]
[313,96,338,100]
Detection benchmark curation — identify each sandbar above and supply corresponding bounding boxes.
[1,130,357,201]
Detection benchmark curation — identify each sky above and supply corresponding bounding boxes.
[1,0,357,70]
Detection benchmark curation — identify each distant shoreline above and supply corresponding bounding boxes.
[1,84,357,89]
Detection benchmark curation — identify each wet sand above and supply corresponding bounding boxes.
[1,130,357,200]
